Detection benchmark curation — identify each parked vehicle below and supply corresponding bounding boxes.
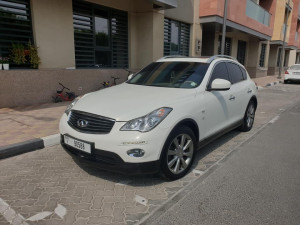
[52,83,76,103]
[59,55,257,180]
[284,64,300,83]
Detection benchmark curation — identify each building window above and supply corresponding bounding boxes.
[73,0,128,68]
[164,18,190,56]
[237,40,247,65]
[0,0,33,65]
[218,36,232,56]
[259,43,266,67]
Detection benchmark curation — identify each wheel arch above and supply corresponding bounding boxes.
[250,95,258,110]
[159,118,200,160]
[170,118,200,143]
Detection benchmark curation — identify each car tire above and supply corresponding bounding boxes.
[239,100,256,132]
[284,80,288,84]
[160,126,196,180]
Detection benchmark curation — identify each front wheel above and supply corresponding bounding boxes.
[239,100,256,132]
[160,126,196,180]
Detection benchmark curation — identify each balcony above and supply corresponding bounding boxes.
[246,0,270,26]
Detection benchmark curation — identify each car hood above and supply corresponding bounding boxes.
[73,83,196,121]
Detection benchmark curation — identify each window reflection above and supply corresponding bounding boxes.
[95,10,109,47]
[171,21,179,54]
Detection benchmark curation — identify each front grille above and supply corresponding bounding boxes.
[68,110,115,134]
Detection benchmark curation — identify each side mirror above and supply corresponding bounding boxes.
[209,78,231,91]
[128,74,134,80]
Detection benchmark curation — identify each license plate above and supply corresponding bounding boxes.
[64,135,91,154]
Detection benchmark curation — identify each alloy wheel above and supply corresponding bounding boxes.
[167,134,194,174]
[246,103,255,128]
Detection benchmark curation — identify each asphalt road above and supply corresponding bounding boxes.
[148,96,300,224]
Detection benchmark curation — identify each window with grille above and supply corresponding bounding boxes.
[259,43,266,67]
[218,36,232,56]
[164,18,190,56]
[0,0,33,62]
[237,40,246,65]
[73,0,128,68]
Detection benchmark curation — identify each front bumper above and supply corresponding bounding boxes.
[60,135,160,175]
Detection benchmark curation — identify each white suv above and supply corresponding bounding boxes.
[59,55,257,180]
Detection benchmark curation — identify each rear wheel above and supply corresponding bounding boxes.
[160,126,196,180]
[239,100,256,132]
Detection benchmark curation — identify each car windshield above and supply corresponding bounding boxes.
[289,65,300,70]
[127,61,209,88]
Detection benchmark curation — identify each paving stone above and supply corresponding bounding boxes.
[112,207,125,223]
[101,203,114,216]
[77,210,101,218]
[91,196,103,210]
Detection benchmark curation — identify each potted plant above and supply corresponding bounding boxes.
[0,57,2,70]
[2,57,9,70]
[27,41,40,69]
[10,43,26,65]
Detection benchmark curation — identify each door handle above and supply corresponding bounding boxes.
[229,95,235,100]
[247,89,252,94]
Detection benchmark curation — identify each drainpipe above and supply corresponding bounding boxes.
[278,6,290,78]
[221,0,229,55]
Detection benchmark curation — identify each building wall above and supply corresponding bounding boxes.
[199,0,276,37]
[0,69,129,108]
[31,0,76,69]
[272,0,293,41]
[288,0,299,47]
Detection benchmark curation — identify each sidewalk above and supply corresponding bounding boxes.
[0,102,69,148]
[0,75,283,157]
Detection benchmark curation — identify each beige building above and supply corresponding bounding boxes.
[0,0,201,107]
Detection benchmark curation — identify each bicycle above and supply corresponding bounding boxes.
[102,76,121,88]
[52,83,76,103]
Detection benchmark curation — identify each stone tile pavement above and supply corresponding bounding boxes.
[0,75,283,149]
[0,102,69,147]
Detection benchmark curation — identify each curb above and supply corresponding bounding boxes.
[0,134,60,160]
[265,80,282,87]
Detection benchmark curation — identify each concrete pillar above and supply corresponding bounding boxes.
[246,40,260,78]
[288,49,297,66]
[129,11,164,69]
[31,0,75,69]
[267,45,278,75]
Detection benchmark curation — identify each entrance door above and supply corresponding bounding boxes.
[237,40,247,65]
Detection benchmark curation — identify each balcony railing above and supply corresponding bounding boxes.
[246,0,270,26]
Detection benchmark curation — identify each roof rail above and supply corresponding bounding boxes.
[158,55,187,60]
[207,55,237,63]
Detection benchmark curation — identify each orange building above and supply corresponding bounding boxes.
[199,0,300,78]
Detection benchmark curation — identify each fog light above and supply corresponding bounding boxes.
[127,149,145,157]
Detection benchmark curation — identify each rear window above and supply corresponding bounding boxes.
[128,62,209,89]
[289,65,300,70]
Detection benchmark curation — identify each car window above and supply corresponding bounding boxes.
[127,62,209,89]
[226,62,244,84]
[240,67,248,80]
[289,65,300,70]
[208,62,230,88]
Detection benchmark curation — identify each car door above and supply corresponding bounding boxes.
[226,62,249,123]
[203,62,233,138]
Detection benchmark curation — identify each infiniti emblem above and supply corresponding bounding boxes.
[77,119,88,128]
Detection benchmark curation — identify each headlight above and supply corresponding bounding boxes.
[120,107,172,132]
[65,97,80,115]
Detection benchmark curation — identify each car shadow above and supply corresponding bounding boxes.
[67,129,241,187]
